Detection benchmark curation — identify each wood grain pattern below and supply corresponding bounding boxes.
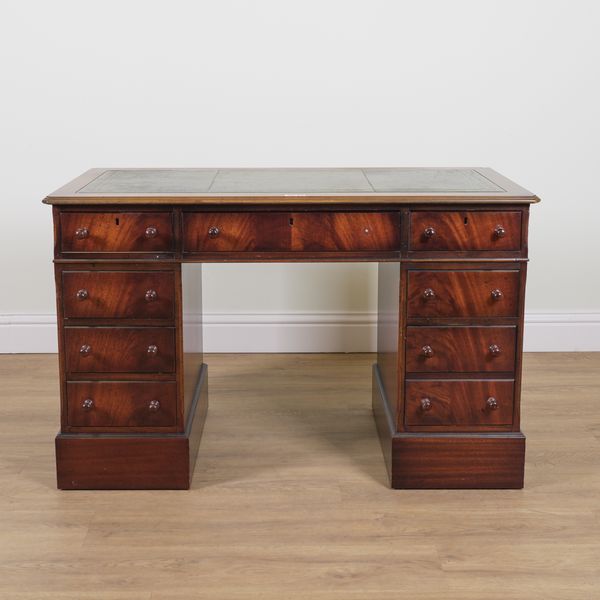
[66,381,177,428]
[2,353,598,599]
[407,269,520,318]
[409,210,522,251]
[404,379,514,427]
[64,327,176,374]
[60,212,173,253]
[62,271,175,319]
[405,326,517,372]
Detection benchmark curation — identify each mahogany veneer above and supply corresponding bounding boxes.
[45,167,539,490]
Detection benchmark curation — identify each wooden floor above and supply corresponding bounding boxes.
[0,353,599,599]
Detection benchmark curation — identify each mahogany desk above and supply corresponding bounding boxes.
[44,168,540,490]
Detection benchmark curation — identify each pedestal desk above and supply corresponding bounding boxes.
[43,168,539,490]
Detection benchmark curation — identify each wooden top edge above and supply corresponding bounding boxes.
[42,167,540,205]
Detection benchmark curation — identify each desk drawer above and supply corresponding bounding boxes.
[65,327,175,374]
[405,380,514,427]
[67,381,177,428]
[60,212,173,253]
[183,211,401,253]
[409,211,521,251]
[407,270,520,318]
[62,271,175,319]
[406,326,516,373]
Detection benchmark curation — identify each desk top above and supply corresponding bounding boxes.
[44,168,539,205]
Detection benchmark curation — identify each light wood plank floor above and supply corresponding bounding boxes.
[0,353,599,600]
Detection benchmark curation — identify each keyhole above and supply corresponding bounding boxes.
[115,218,120,226]
[464,216,468,225]
[289,218,294,226]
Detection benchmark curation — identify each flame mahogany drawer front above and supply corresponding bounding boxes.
[405,380,514,427]
[406,326,516,373]
[65,327,176,374]
[183,212,401,252]
[407,270,520,318]
[409,211,522,251]
[60,212,173,253]
[62,271,175,319]
[67,381,177,428]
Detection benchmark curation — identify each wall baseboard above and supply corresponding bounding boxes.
[1,312,599,353]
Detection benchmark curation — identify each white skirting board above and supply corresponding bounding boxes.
[0,312,599,353]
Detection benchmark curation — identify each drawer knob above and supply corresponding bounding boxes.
[208,226,220,238]
[82,398,94,410]
[489,344,502,356]
[420,398,432,411]
[145,226,158,239]
[145,289,158,302]
[486,397,499,411]
[74,227,89,240]
[423,226,436,239]
[494,225,506,239]
[491,288,503,301]
[421,345,434,358]
[147,344,159,356]
[148,400,160,412]
[79,344,91,357]
[76,288,89,301]
[422,288,436,300]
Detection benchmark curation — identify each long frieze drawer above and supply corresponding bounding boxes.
[60,212,173,253]
[184,212,290,252]
[407,270,520,318]
[67,381,177,427]
[183,212,401,252]
[405,380,514,427]
[62,271,175,319]
[409,211,521,251]
[405,326,516,372]
[65,328,176,373]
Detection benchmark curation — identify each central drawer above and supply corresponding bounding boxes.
[65,327,176,374]
[67,381,177,428]
[406,326,516,373]
[183,212,401,253]
[62,271,175,319]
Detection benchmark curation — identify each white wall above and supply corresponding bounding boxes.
[1,0,599,352]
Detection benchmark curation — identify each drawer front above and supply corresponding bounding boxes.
[65,328,175,373]
[184,212,290,252]
[60,212,173,253]
[62,271,175,319]
[407,270,520,318]
[409,211,521,251]
[67,381,177,427]
[291,212,401,251]
[405,380,514,427]
[406,326,516,372]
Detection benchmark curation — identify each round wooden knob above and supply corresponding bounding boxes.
[147,344,158,356]
[489,344,502,356]
[423,226,436,239]
[148,400,160,412]
[422,288,436,300]
[74,227,89,240]
[494,225,506,239]
[420,398,432,411]
[82,398,94,410]
[491,289,503,301]
[421,345,434,358]
[76,289,89,300]
[79,344,91,357]
[145,289,158,302]
[486,397,499,410]
[208,226,220,238]
[145,226,158,239]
